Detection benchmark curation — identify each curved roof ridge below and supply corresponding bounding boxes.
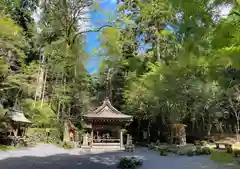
[104,98,123,114]
[91,98,123,115]
[83,98,132,120]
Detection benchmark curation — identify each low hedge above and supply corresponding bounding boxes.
[25,128,60,145]
[118,157,142,169]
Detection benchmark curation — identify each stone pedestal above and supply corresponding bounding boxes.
[82,134,89,147]
[127,134,132,145]
[125,134,135,152]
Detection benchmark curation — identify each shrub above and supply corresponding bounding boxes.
[195,149,202,155]
[156,140,160,145]
[160,150,168,156]
[194,140,207,146]
[148,143,155,149]
[177,151,185,156]
[25,127,60,145]
[63,142,73,149]
[186,150,194,156]
[118,157,142,169]
[194,140,200,145]
[153,147,158,151]
[200,141,207,146]
[0,145,14,151]
[201,147,211,155]
[233,149,240,158]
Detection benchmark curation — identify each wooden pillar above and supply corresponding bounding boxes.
[120,129,123,149]
[91,129,93,147]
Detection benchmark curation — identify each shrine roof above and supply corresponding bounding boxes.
[83,98,132,121]
[5,109,31,123]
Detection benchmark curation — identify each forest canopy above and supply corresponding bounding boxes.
[0,0,240,141]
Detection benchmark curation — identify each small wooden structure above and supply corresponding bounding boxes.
[0,109,31,146]
[82,98,133,149]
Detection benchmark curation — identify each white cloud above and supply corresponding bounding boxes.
[217,4,232,17]
[77,6,91,32]
[212,3,233,22]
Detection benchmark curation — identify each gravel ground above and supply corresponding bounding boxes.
[0,144,235,169]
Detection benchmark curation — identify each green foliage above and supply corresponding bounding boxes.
[0,15,25,59]
[0,0,239,146]
[201,147,212,155]
[21,99,56,126]
[186,150,195,156]
[62,142,74,150]
[160,149,168,156]
[118,157,142,169]
[194,140,207,146]
[25,127,60,145]
[0,144,14,151]
[27,127,57,133]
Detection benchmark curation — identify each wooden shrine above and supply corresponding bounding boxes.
[82,98,133,149]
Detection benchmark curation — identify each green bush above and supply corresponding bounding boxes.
[171,149,178,154]
[177,151,185,156]
[194,140,207,146]
[156,140,160,145]
[118,157,142,169]
[195,149,202,155]
[194,140,200,145]
[148,143,155,149]
[233,149,240,158]
[25,127,60,145]
[194,146,212,156]
[63,142,73,149]
[160,150,168,156]
[201,147,211,155]
[0,145,14,151]
[186,150,194,156]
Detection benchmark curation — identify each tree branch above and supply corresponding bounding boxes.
[72,24,112,44]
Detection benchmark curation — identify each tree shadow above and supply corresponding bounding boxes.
[0,150,142,169]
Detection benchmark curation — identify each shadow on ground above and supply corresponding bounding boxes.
[0,146,234,169]
[0,151,138,169]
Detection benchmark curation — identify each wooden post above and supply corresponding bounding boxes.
[120,129,123,149]
[91,130,93,147]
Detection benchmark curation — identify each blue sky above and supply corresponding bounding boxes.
[85,0,117,74]
[85,0,176,74]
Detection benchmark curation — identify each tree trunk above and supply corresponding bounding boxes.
[207,124,212,136]
[236,117,240,142]
[34,49,45,107]
[41,69,47,108]
[147,120,151,143]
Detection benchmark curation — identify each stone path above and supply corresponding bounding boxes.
[0,144,235,169]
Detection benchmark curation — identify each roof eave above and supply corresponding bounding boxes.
[83,116,133,121]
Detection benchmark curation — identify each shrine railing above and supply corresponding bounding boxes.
[93,139,120,143]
